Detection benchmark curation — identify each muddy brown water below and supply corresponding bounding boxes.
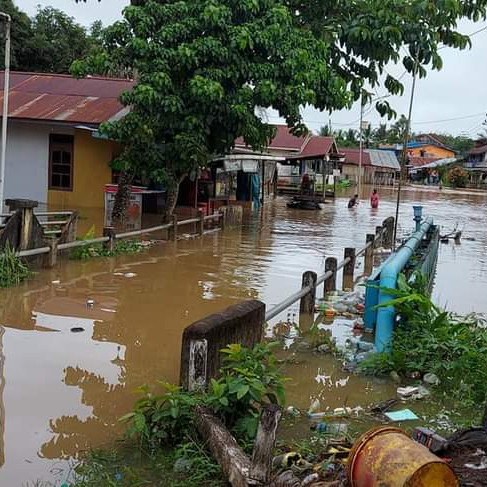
[1,186,486,485]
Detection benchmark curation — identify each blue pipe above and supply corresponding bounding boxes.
[374,218,433,352]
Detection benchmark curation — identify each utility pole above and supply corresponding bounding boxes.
[0,12,11,216]
[393,66,417,249]
[358,93,364,200]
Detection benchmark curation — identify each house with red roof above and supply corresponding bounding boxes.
[0,71,133,209]
[340,148,399,186]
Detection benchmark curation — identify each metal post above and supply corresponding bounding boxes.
[324,257,337,299]
[364,234,375,276]
[343,248,356,291]
[0,14,11,215]
[358,93,364,200]
[197,209,204,236]
[393,67,417,249]
[103,226,116,252]
[171,214,178,241]
[299,271,317,315]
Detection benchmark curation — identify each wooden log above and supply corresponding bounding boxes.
[324,257,337,299]
[250,404,282,484]
[299,271,317,315]
[195,406,251,487]
[343,247,356,291]
[364,234,375,276]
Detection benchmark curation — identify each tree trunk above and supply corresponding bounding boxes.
[111,171,134,231]
[195,406,252,487]
[162,174,185,223]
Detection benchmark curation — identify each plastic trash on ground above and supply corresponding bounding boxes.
[385,408,419,421]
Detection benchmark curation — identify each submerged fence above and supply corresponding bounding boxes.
[6,210,223,268]
[265,216,396,322]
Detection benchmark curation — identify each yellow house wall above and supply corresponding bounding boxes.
[48,130,114,209]
[409,145,454,159]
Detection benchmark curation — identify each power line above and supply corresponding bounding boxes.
[413,112,487,125]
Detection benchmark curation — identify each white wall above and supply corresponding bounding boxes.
[1,121,73,206]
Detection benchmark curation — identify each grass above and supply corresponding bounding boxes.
[71,438,226,487]
[0,244,31,287]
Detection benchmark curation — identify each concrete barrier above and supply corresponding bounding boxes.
[180,300,265,391]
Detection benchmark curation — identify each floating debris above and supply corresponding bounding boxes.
[70,327,84,333]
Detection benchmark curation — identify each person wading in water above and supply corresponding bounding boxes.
[370,189,379,208]
[348,194,359,208]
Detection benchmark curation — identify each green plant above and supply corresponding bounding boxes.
[120,382,199,451]
[70,226,144,260]
[207,343,286,440]
[361,273,487,404]
[448,166,469,188]
[121,342,287,451]
[0,243,31,287]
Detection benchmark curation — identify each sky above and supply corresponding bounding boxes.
[18,0,487,137]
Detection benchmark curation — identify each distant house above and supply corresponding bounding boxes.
[279,134,340,193]
[464,144,487,187]
[380,136,455,169]
[234,125,310,157]
[0,71,133,209]
[340,148,399,186]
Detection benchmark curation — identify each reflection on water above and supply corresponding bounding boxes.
[0,186,486,484]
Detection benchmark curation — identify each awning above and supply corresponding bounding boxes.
[214,152,285,173]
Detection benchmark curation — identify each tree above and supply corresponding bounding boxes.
[26,7,93,74]
[0,0,34,70]
[72,0,350,223]
[0,3,103,74]
[319,125,331,137]
[73,0,487,223]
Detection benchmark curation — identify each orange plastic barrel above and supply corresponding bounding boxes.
[347,426,458,487]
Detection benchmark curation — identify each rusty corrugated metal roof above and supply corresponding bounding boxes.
[235,125,309,152]
[0,71,134,125]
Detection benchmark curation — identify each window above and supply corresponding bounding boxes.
[49,134,74,190]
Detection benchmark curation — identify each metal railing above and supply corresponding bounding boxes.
[12,211,222,261]
[264,218,393,322]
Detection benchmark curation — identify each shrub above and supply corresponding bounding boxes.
[121,342,287,450]
[0,244,31,287]
[361,273,487,404]
[448,166,469,188]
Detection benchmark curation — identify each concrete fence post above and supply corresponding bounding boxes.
[103,226,116,252]
[364,234,375,276]
[375,226,383,248]
[299,271,317,315]
[324,257,337,299]
[171,214,178,241]
[197,210,205,236]
[219,211,226,231]
[180,300,265,391]
[382,217,395,249]
[343,247,356,291]
[43,237,58,268]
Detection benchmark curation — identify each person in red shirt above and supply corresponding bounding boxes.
[371,189,379,208]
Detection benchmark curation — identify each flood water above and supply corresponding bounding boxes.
[1,185,486,485]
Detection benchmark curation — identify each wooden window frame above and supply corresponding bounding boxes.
[49,134,74,191]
